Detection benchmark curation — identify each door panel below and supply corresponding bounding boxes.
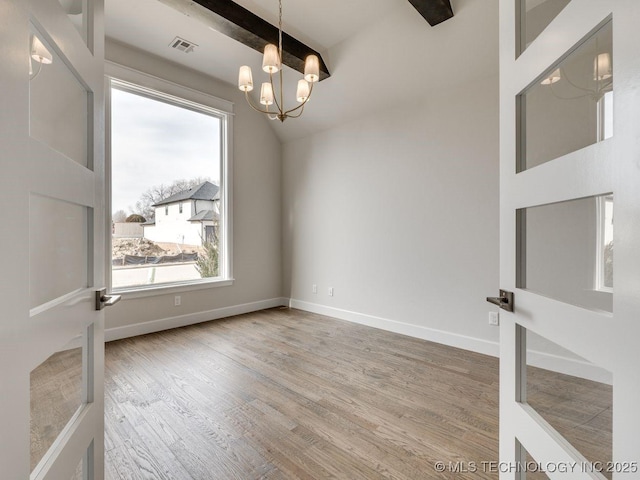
[500,0,640,478]
[29,29,89,167]
[517,194,613,312]
[0,0,105,479]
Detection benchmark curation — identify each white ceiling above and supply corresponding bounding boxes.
[105,0,499,142]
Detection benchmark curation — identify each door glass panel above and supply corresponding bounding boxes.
[71,458,83,480]
[58,0,87,45]
[29,195,88,308]
[518,0,571,56]
[517,194,613,312]
[31,336,84,472]
[29,30,89,168]
[518,21,613,171]
[521,445,551,479]
[525,329,613,479]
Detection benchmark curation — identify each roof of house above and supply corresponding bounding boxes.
[153,181,220,207]
[188,210,219,222]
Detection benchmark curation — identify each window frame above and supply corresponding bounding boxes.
[105,62,234,296]
[595,194,613,293]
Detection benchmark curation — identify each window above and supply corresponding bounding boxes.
[596,194,613,291]
[518,21,613,171]
[108,73,232,292]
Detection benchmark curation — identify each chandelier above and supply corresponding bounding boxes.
[237,0,320,122]
[541,52,612,101]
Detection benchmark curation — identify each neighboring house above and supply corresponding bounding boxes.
[142,181,220,246]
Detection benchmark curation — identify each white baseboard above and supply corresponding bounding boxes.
[527,350,612,385]
[289,299,612,385]
[289,299,500,356]
[105,297,289,342]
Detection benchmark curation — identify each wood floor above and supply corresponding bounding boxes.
[103,308,611,480]
[30,347,83,472]
[28,307,611,478]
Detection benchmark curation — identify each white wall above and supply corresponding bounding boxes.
[147,201,213,246]
[113,222,143,238]
[524,196,612,312]
[105,41,284,334]
[283,75,501,353]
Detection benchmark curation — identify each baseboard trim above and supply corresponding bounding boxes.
[289,299,499,356]
[105,297,289,342]
[289,299,612,385]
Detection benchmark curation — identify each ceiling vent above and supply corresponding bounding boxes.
[169,37,198,54]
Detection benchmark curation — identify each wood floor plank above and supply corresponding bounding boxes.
[98,307,611,480]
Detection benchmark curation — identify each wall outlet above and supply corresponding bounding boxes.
[174,295,181,307]
[328,287,334,297]
[488,311,499,326]
[312,284,317,294]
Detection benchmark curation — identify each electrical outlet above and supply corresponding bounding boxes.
[488,311,499,326]
[328,287,334,297]
[174,295,181,307]
[312,284,317,294]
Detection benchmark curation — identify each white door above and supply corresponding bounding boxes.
[498,0,640,478]
[0,0,106,479]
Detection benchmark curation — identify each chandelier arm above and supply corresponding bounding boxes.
[283,82,314,116]
[244,90,280,116]
[286,104,305,119]
[548,82,591,101]
[279,68,285,115]
[29,60,43,81]
[269,71,284,115]
[559,67,594,94]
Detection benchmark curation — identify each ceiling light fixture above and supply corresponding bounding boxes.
[237,0,319,122]
[541,52,612,100]
[29,35,53,81]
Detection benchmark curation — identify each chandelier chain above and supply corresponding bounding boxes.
[278,0,283,60]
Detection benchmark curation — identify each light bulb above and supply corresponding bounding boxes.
[594,53,612,81]
[262,44,280,74]
[304,55,320,83]
[31,36,53,65]
[296,79,310,103]
[260,82,275,106]
[541,68,561,85]
[238,66,254,92]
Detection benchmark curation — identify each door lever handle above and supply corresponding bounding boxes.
[486,289,514,312]
[95,288,122,310]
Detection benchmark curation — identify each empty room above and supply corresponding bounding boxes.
[1,0,639,478]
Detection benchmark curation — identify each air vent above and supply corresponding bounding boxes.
[169,36,198,54]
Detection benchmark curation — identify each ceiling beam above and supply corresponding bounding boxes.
[407,0,454,26]
[158,0,330,81]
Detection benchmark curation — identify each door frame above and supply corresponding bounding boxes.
[0,0,106,478]
[499,0,640,478]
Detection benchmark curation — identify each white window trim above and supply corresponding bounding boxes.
[105,62,234,295]
[595,194,613,293]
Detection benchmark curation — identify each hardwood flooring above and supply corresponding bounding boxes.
[103,308,611,480]
[105,308,498,479]
[29,307,612,479]
[30,347,83,472]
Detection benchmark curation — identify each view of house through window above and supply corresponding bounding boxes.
[110,80,225,290]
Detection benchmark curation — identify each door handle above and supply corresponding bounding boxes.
[486,289,514,312]
[95,288,122,310]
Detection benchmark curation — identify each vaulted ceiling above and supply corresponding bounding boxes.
[105,0,497,142]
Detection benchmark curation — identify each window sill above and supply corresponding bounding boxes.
[112,278,234,300]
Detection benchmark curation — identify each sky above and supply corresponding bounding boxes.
[111,88,221,214]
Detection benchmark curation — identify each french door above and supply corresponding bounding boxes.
[0,0,106,478]
[499,0,640,478]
